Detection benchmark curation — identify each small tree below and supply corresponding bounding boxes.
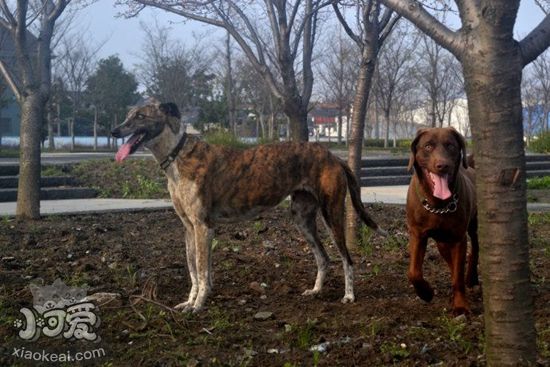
[0,0,72,219]
[333,0,400,248]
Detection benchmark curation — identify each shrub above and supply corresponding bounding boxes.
[203,129,250,149]
[530,131,550,153]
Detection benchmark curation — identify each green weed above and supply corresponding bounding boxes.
[380,341,410,360]
[437,313,472,353]
[527,176,550,189]
[41,165,65,176]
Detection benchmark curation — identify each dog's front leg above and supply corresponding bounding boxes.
[174,227,198,312]
[191,223,214,312]
[408,234,433,302]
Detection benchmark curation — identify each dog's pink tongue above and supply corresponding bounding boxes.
[430,173,452,200]
[115,143,132,162]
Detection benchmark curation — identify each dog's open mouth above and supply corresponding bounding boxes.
[115,132,146,162]
[425,170,452,200]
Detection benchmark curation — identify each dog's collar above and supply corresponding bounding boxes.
[415,178,459,215]
[159,133,187,170]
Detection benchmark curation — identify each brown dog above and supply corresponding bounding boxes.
[406,127,479,315]
[111,98,385,312]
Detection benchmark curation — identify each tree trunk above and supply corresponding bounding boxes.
[384,109,390,148]
[346,49,377,249]
[70,118,75,151]
[337,110,343,145]
[283,99,309,141]
[463,44,535,365]
[47,112,55,150]
[16,94,43,220]
[93,107,98,151]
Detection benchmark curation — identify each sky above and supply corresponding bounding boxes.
[74,1,547,74]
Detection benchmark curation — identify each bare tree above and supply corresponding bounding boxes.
[380,0,550,363]
[233,55,282,140]
[530,49,550,132]
[136,21,215,115]
[414,32,463,128]
[54,29,103,150]
[374,23,416,148]
[333,0,400,248]
[0,0,74,219]
[521,71,543,146]
[119,0,330,141]
[316,27,358,144]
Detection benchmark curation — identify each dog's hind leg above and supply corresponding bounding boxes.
[320,191,355,304]
[174,221,198,312]
[291,191,330,297]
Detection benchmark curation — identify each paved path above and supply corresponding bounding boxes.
[1,186,549,216]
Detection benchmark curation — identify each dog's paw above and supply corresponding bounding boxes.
[174,302,194,312]
[302,289,321,297]
[452,306,470,316]
[465,273,479,288]
[341,294,355,304]
[414,281,434,302]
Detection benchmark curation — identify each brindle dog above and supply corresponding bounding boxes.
[406,127,479,315]
[111,98,385,313]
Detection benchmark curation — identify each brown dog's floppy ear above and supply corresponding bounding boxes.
[449,127,468,169]
[159,102,182,119]
[408,128,427,172]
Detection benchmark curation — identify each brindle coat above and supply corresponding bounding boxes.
[406,127,479,315]
[112,99,384,312]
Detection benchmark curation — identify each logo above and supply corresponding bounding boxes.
[12,279,100,342]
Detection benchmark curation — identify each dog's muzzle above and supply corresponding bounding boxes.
[111,128,122,138]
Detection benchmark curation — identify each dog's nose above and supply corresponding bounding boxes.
[435,161,449,172]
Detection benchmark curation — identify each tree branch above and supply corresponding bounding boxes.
[332,2,361,46]
[520,13,550,67]
[0,0,16,27]
[0,59,21,101]
[379,12,400,45]
[455,0,479,28]
[379,0,463,58]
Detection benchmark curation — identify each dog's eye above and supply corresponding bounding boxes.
[446,143,457,151]
[424,144,433,151]
[136,113,145,120]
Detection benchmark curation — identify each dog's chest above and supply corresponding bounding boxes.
[167,172,204,222]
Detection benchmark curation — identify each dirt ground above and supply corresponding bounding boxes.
[0,204,549,366]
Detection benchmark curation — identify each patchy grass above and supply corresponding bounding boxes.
[70,158,169,199]
[0,205,548,365]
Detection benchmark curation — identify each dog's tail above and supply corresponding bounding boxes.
[340,160,387,237]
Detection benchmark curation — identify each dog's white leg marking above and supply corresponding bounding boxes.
[174,227,198,312]
[341,260,355,303]
[301,229,329,296]
[191,223,213,312]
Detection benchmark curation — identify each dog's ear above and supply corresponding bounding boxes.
[449,127,468,169]
[159,102,182,119]
[408,129,428,172]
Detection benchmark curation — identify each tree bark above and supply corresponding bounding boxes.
[346,48,377,249]
[47,111,55,150]
[283,98,309,141]
[463,44,536,366]
[16,93,43,220]
[93,106,98,151]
